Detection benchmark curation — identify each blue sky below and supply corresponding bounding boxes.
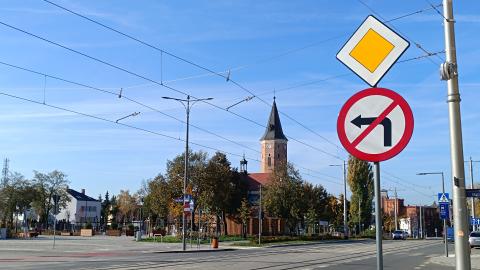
[0,0,479,205]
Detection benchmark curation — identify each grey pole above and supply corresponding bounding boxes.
[442,1,471,268]
[258,185,262,245]
[162,95,212,252]
[442,172,449,257]
[470,157,475,231]
[183,95,190,252]
[358,197,362,235]
[343,161,348,238]
[374,162,383,270]
[420,206,423,239]
[394,187,398,231]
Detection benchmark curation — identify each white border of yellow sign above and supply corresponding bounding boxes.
[336,15,410,87]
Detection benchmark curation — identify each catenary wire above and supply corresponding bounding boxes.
[0,19,345,162]
[41,0,443,158]
[0,61,344,186]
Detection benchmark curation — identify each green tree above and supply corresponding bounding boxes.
[302,182,329,234]
[144,174,171,223]
[237,198,250,238]
[263,162,304,234]
[0,172,37,229]
[31,170,70,228]
[347,156,374,233]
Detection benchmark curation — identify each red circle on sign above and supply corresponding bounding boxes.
[337,87,414,162]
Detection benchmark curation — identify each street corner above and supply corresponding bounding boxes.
[429,251,480,270]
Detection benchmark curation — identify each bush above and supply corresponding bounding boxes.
[110,222,119,230]
[127,224,134,231]
[84,222,93,229]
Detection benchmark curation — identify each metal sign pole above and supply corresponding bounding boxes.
[442,1,471,269]
[374,162,383,270]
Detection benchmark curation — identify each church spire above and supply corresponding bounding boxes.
[260,100,287,141]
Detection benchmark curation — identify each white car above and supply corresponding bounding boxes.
[392,230,406,240]
[469,231,480,248]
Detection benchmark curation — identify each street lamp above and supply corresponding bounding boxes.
[162,95,213,251]
[330,161,348,239]
[417,172,448,257]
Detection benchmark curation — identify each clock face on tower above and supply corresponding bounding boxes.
[267,144,272,149]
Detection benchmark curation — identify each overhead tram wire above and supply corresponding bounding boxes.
[0,20,344,162]
[0,91,343,186]
[0,60,261,156]
[0,60,343,185]
[0,90,260,162]
[356,0,444,65]
[41,0,443,157]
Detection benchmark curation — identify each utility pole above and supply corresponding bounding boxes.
[441,1,471,268]
[162,95,213,252]
[329,162,349,238]
[258,185,262,245]
[358,197,362,235]
[417,172,448,256]
[419,206,423,239]
[467,157,480,231]
[394,187,398,231]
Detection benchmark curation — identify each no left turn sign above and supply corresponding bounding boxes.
[337,88,413,162]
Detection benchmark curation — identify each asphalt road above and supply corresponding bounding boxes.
[0,236,478,269]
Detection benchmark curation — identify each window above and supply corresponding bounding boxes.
[267,154,271,167]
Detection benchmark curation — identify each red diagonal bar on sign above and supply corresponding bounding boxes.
[351,100,399,148]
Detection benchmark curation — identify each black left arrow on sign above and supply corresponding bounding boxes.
[351,115,392,146]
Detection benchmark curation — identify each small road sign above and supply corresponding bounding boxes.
[466,189,480,197]
[471,217,480,225]
[438,193,450,220]
[337,15,410,87]
[337,87,414,162]
[438,192,450,203]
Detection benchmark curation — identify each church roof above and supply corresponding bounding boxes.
[260,100,287,141]
[243,173,271,191]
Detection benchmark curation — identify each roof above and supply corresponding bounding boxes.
[67,189,99,202]
[243,173,271,190]
[260,100,287,141]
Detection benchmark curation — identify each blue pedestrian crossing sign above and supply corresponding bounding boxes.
[438,193,450,220]
[438,193,449,203]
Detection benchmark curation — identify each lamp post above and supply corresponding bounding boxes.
[330,161,348,238]
[162,95,213,251]
[417,172,448,257]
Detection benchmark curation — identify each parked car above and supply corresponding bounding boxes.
[469,231,480,248]
[392,230,406,240]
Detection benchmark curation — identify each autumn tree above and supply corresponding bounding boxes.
[117,190,137,224]
[347,156,374,233]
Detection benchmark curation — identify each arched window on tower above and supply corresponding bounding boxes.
[268,154,271,167]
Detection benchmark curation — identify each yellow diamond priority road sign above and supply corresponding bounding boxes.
[337,15,410,87]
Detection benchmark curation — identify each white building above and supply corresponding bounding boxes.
[56,188,101,228]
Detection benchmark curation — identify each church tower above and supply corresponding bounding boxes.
[260,99,287,173]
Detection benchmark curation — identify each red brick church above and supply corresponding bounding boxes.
[225,99,288,236]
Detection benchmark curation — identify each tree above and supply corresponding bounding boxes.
[0,172,37,229]
[237,198,250,238]
[263,162,304,234]
[31,170,70,228]
[145,174,171,222]
[117,190,137,224]
[324,195,342,230]
[347,156,374,233]
[101,191,111,229]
